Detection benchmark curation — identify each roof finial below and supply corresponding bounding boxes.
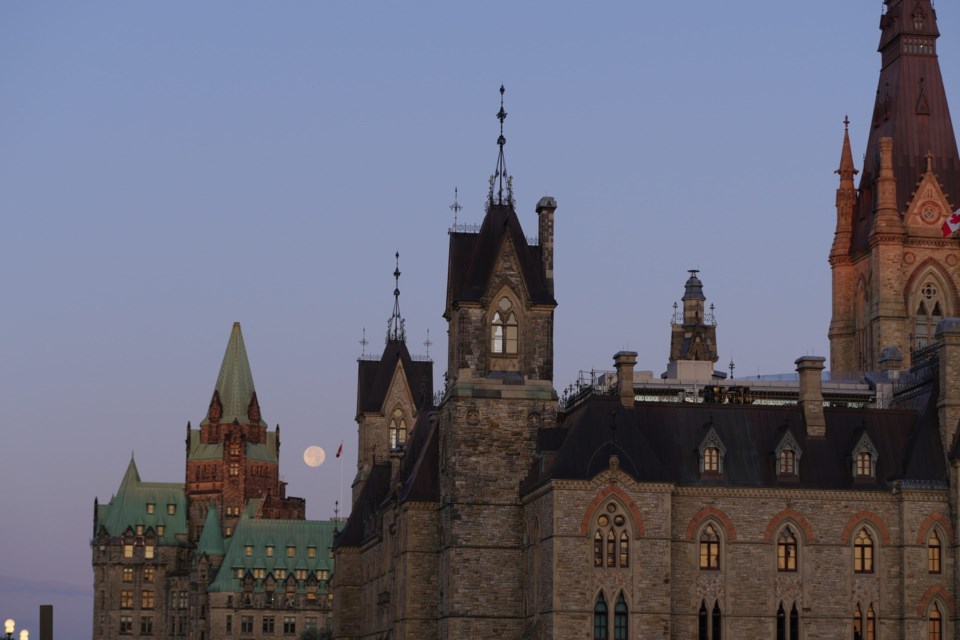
[388,252,405,342]
[489,85,513,208]
[844,114,850,131]
[360,327,368,357]
[424,329,432,358]
[449,187,462,227]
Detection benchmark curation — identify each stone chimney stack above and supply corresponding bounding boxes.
[935,319,960,455]
[536,196,557,296]
[614,351,638,408]
[879,346,904,381]
[795,356,826,438]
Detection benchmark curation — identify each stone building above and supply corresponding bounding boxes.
[332,2,960,639]
[91,323,336,640]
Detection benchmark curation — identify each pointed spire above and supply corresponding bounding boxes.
[836,116,859,188]
[202,323,265,426]
[119,455,141,491]
[489,85,514,208]
[387,252,405,343]
[196,501,225,557]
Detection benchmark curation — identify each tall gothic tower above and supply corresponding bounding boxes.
[437,87,558,639]
[830,0,960,373]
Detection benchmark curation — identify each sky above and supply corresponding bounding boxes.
[3,1,960,637]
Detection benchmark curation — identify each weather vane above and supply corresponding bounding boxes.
[449,187,462,226]
[360,327,368,357]
[424,329,432,358]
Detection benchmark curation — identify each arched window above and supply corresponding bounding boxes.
[854,528,874,573]
[929,602,942,640]
[779,449,796,475]
[777,527,798,572]
[491,298,518,354]
[866,605,876,640]
[776,602,786,640]
[854,604,862,640]
[929,530,942,574]
[594,504,630,569]
[703,447,720,473]
[593,593,608,640]
[856,451,872,478]
[712,601,722,640]
[389,408,407,449]
[915,282,944,350]
[699,524,720,570]
[613,592,628,640]
[698,601,708,640]
[790,603,799,640]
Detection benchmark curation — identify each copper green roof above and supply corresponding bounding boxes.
[196,502,225,557]
[201,323,267,427]
[207,516,337,593]
[187,429,278,463]
[94,456,187,545]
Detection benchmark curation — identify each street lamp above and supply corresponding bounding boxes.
[3,619,27,640]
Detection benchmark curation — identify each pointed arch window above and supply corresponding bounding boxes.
[866,605,876,640]
[854,528,874,573]
[593,593,608,640]
[593,504,630,569]
[613,593,628,640]
[389,408,407,449]
[776,603,786,640]
[777,527,798,572]
[915,282,945,350]
[929,602,942,640]
[929,530,942,573]
[789,604,799,640]
[491,298,518,354]
[853,603,876,640]
[712,601,722,640]
[852,433,878,479]
[854,605,862,640]
[699,524,720,570]
[698,601,708,640]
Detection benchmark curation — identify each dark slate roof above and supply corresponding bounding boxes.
[356,339,433,415]
[529,394,945,492]
[447,203,555,307]
[850,0,960,254]
[334,411,439,550]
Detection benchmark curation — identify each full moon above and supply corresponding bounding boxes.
[303,446,326,467]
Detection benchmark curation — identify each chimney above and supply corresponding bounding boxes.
[613,351,638,408]
[536,196,557,296]
[935,319,960,455]
[878,346,904,381]
[795,356,826,438]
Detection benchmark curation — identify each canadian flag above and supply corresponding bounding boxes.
[942,210,960,237]
[336,441,343,458]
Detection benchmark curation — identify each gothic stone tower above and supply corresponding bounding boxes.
[830,0,960,373]
[437,87,559,639]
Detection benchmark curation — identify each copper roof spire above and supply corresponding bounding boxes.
[489,85,514,208]
[387,252,405,343]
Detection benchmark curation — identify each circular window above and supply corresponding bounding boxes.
[598,515,609,527]
[614,514,625,526]
[606,503,617,513]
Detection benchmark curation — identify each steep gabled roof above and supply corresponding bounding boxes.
[196,502,225,557]
[446,203,555,309]
[95,456,188,543]
[202,322,266,427]
[356,338,433,415]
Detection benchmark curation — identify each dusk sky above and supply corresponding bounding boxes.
[4,1,960,636]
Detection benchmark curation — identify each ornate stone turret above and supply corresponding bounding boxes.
[667,271,719,382]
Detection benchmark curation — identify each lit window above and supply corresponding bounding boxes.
[287,546,295,558]
[854,529,874,573]
[120,590,134,609]
[275,568,286,579]
[856,452,872,478]
[119,615,133,635]
[235,568,243,579]
[229,463,240,477]
[929,602,942,640]
[308,546,316,558]
[124,544,134,558]
[704,447,720,473]
[699,524,720,570]
[606,530,615,567]
[296,569,307,580]
[594,531,603,567]
[145,545,154,559]
[389,408,407,449]
[136,525,144,536]
[266,546,274,557]
[254,568,265,579]
[122,567,134,582]
[491,298,518,354]
[141,590,155,609]
[230,443,241,457]
[225,527,232,537]
[318,569,329,581]
[619,532,629,568]
[156,525,165,536]
[167,504,176,515]
[245,545,253,557]
[146,503,155,515]
[779,449,795,475]
[144,567,154,582]
[777,527,798,572]
[929,531,942,574]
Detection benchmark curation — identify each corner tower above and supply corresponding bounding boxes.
[829,0,960,373]
[438,86,558,639]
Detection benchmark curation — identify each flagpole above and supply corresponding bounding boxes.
[338,444,343,523]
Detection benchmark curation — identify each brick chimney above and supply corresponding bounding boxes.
[536,196,557,296]
[935,319,960,455]
[795,356,826,438]
[613,351,638,408]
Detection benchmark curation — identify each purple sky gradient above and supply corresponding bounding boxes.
[3,2,959,636]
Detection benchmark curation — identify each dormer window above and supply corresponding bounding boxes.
[775,431,802,478]
[389,408,407,449]
[491,298,518,354]
[698,426,726,477]
[852,432,879,479]
[167,504,176,516]
[146,503,155,515]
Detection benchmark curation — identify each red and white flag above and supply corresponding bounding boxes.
[336,441,343,458]
[942,210,960,237]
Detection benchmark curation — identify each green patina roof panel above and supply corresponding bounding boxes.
[201,323,267,427]
[187,430,277,464]
[95,458,188,545]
